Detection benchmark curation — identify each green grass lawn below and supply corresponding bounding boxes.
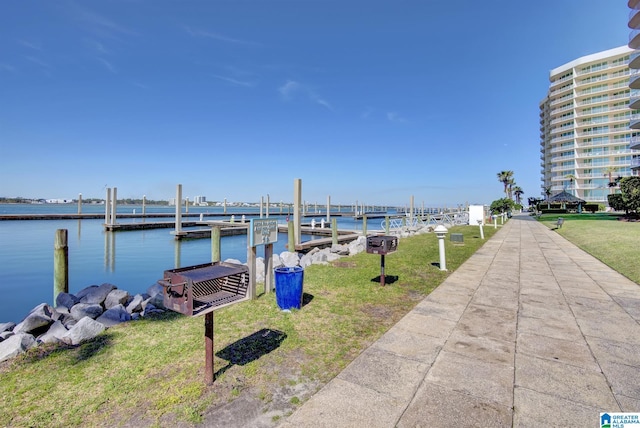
[0,225,496,427]
[537,212,640,284]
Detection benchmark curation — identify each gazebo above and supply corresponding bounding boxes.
[547,190,586,212]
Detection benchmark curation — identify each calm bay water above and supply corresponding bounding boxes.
[0,203,389,323]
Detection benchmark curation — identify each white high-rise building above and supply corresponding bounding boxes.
[628,0,640,172]
[539,46,638,204]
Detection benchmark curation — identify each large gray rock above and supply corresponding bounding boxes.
[280,251,300,267]
[146,282,163,299]
[126,294,144,314]
[96,304,131,327]
[70,303,104,320]
[14,303,55,334]
[0,322,15,334]
[0,331,14,341]
[273,253,283,268]
[146,283,165,308]
[104,289,131,309]
[0,333,36,362]
[62,317,106,346]
[78,283,117,305]
[37,320,68,344]
[56,292,79,309]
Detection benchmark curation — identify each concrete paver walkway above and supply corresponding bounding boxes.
[279,214,640,427]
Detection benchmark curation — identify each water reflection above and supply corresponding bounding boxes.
[104,231,116,272]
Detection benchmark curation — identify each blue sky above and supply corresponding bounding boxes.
[0,1,630,206]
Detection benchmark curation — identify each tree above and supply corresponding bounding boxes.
[620,176,640,213]
[497,171,514,199]
[490,198,515,215]
[564,174,576,195]
[513,186,524,205]
[603,166,619,195]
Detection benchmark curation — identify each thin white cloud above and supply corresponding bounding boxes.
[24,55,51,69]
[0,63,17,73]
[70,5,136,40]
[211,74,255,87]
[18,40,41,50]
[84,39,109,54]
[278,80,333,111]
[360,106,374,119]
[185,26,259,46]
[97,57,117,74]
[278,80,301,99]
[387,112,407,123]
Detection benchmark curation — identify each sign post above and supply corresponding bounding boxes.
[249,218,279,295]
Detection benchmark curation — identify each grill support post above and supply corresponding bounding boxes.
[205,312,214,384]
[380,254,386,287]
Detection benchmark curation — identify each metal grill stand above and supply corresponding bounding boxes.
[366,235,398,286]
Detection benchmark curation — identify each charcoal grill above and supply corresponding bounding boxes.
[159,261,249,317]
[366,235,398,286]
[158,261,250,384]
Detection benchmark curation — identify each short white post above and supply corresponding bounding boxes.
[311,219,316,229]
[321,218,325,228]
[435,225,448,271]
[260,196,264,218]
[223,198,227,214]
[105,188,111,225]
[326,195,331,223]
[242,215,246,223]
[77,193,82,215]
[111,187,117,226]
[175,184,182,235]
[231,215,235,223]
[478,220,484,240]
[266,194,270,218]
[493,215,497,229]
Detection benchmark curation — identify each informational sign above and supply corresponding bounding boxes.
[250,218,278,247]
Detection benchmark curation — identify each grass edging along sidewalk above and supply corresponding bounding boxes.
[0,225,497,427]
[537,213,640,284]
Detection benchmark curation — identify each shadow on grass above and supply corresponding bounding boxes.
[370,275,399,285]
[215,328,286,379]
[302,292,314,307]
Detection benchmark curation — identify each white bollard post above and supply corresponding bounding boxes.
[434,225,448,271]
[200,213,203,221]
[478,220,484,239]
[493,215,497,229]
[311,219,316,229]
[242,215,246,223]
[321,218,325,228]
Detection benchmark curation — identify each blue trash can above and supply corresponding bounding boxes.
[274,266,304,310]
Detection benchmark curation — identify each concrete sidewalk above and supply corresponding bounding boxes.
[278,214,640,427]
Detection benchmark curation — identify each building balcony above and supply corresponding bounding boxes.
[631,69,640,89]
[630,28,640,49]
[630,93,640,109]
[630,7,640,29]
[631,50,640,69]
[631,136,640,150]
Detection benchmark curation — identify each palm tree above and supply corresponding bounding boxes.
[513,186,524,205]
[497,171,514,198]
[564,174,577,195]
[603,166,618,194]
[544,186,552,209]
